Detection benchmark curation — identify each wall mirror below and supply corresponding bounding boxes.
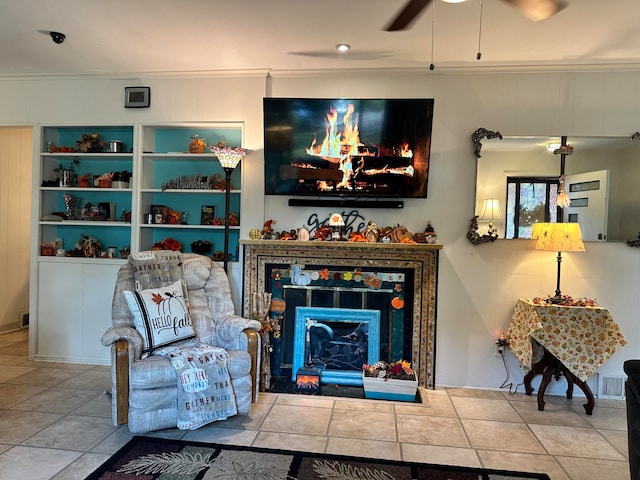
[473,133,640,243]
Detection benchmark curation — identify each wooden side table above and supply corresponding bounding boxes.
[522,342,595,414]
[507,298,626,415]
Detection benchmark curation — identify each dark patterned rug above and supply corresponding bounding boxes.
[85,436,551,479]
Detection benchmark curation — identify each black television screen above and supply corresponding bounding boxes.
[263,98,434,198]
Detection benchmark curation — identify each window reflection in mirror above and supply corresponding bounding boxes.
[476,136,640,242]
[506,177,558,239]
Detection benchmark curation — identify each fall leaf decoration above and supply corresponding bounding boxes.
[151,292,163,305]
[152,237,182,251]
[75,132,106,153]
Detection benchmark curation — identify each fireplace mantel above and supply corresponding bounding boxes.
[241,240,441,389]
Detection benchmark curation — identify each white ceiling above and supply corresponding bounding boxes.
[2,0,640,76]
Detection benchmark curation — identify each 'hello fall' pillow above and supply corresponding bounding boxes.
[124,279,196,357]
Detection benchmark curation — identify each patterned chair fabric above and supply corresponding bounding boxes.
[101,252,261,433]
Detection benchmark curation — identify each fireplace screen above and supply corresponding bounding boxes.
[292,307,380,386]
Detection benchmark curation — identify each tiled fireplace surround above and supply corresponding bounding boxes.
[240,240,441,388]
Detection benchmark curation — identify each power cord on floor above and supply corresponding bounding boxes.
[497,348,524,395]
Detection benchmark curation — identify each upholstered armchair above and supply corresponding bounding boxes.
[625,360,640,480]
[101,252,261,433]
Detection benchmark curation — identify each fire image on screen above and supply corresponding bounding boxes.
[263,98,434,198]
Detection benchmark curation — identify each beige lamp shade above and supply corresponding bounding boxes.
[531,222,551,240]
[535,222,585,252]
[478,198,502,222]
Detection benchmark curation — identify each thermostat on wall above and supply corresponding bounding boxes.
[124,86,150,108]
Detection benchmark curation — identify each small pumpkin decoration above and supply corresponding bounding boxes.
[391,296,405,310]
[391,225,409,243]
[188,133,206,153]
[298,225,310,241]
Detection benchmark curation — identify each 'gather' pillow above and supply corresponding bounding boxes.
[124,279,196,357]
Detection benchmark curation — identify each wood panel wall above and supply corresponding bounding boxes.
[0,127,32,332]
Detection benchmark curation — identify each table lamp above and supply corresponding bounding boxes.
[208,145,249,272]
[478,198,502,237]
[534,222,585,304]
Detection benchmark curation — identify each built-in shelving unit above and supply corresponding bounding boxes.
[29,122,246,364]
[138,123,243,259]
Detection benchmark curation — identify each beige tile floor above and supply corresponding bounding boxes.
[0,328,630,480]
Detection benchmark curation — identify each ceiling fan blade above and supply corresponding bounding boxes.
[502,0,566,21]
[384,0,432,31]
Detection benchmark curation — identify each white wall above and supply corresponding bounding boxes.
[2,68,638,393]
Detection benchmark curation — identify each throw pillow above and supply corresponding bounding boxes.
[124,279,196,357]
[130,250,184,290]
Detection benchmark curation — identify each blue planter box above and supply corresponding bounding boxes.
[362,373,418,402]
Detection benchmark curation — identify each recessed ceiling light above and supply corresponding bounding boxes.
[442,0,466,3]
[335,43,351,52]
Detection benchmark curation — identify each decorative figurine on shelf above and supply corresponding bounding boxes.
[424,220,438,244]
[365,221,379,243]
[188,133,206,153]
[262,219,276,239]
[75,133,106,153]
[74,234,102,258]
[329,213,345,241]
[63,193,78,220]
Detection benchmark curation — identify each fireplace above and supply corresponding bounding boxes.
[241,240,441,389]
[292,307,381,386]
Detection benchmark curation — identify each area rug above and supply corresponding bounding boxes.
[85,435,551,480]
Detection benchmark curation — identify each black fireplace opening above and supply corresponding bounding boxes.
[264,263,414,380]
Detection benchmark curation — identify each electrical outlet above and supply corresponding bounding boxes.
[495,335,509,356]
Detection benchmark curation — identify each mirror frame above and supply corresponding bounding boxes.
[469,128,640,247]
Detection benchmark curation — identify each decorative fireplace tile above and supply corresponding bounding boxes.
[241,240,441,389]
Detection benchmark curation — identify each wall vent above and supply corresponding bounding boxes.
[598,374,625,399]
[19,312,29,328]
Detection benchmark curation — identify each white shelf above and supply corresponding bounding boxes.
[139,224,240,230]
[39,220,131,227]
[141,188,240,194]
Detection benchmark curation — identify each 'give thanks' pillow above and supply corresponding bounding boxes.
[124,279,196,357]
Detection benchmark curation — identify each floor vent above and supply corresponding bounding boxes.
[19,312,29,328]
[598,375,625,399]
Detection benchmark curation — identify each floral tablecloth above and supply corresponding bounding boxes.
[507,298,627,382]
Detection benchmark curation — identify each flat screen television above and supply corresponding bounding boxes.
[263,98,434,198]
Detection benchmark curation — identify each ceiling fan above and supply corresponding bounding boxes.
[384,0,566,31]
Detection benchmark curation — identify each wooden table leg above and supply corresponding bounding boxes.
[561,366,595,415]
[537,363,557,412]
[524,348,553,397]
[524,348,592,414]
[524,369,536,396]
